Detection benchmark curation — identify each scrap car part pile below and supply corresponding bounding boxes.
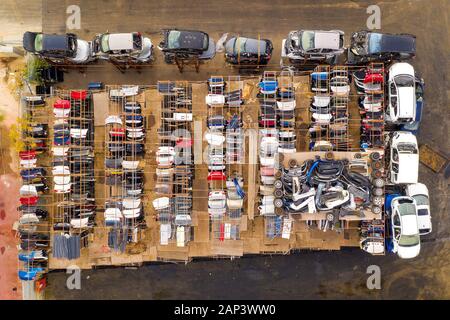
[104,86,146,248]
[206,76,246,241]
[51,90,95,257]
[17,97,50,283]
[153,82,194,247]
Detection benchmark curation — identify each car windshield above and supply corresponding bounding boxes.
[167,30,208,50]
[413,194,428,206]
[397,143,417,154]
[34,34,43,52]
[399,234,420,246]
[398,203,416,216]
[395,75,414,87]
[301,31,315,51]
[368,33,382,54]
[101,35,110,52]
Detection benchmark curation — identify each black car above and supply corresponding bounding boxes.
[23,32,77,59]
[347,31,416,64]
[225,36,273,65]
[158,29,216,63]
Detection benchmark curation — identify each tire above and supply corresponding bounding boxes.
[371,205,382,215]
[274,180,283,189]
[354,152,362,159]
[288,159,298,168]
[275,207,284,215]
[325,151,334,160]
[373,178,385,188]
[274,198,283,208]
[371,160,383,170]
[370,152,381,161]
[372,196,384,206]
[274,170,282,179]
[274,188,284,198]
[372,188,383,197]
[371,169,382,179]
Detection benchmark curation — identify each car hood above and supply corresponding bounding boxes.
[397,153,419,183]
[397,244,420,259]
[398,87,416,118]
[70,40,91,63]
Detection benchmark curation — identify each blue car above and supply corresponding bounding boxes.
[54,135,70,146]
[20,168,46,180]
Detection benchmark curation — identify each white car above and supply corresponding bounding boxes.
[20,185,38,197]
[208,191,226,209]
[390,196,421,259]
[152,197,170,210]
[205,131,225,146]
[387,62,416,124]
[93,32,153,62]
[389,131,419,184]
[405,183,432,235]
[205,94,225,106]
[276,100,296,111]
[156,146,175,166]
[160,223,172,245]
[105,115,123,126]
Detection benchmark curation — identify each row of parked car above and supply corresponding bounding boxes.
[23,29,416,67]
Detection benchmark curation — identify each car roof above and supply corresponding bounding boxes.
[370,33,416,53]
[314,31,340,50]
[42,34,72,51]
[168,29,208,50]
[107,33,135,50]
[233,37,267,54]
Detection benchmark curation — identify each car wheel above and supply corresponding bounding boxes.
[274,189,283,198]
[274,180,283,189]
[371,205,382,215]
[370,152,381,161]
[325,152,334,160]
[372,188,383,197]
[274,171,282,179]
[275,207,284,215]
[288,159,297,168]
[373,178,385,188]
[371,170,382,179]
[274,198,283,208]
[372,196,384,206]
[371,161,383,170]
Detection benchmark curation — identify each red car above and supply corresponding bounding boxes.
[259,119,276,127]
[53,99,70,109]
[71,90,87,100]
[207,171,226,181]
[20,196,39,206]
[19,150,37,160]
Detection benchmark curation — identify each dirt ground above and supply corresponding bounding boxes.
[0,0,448,299]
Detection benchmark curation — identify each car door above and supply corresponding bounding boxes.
[391,211,401,247]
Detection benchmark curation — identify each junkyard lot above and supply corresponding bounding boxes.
[2,0,448,298]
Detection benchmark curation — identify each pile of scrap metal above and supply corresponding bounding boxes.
[353,64,385,150]
[154,82,194,247]
[104,86,146,247]
[273,153,385,231]
[17,97,50,282]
